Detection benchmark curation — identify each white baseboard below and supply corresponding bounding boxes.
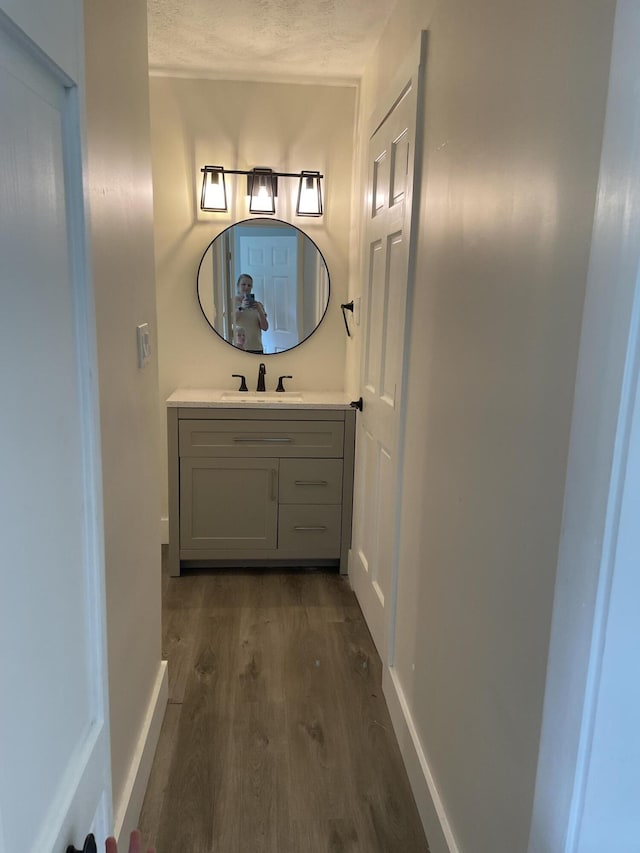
[113,660,168,843]
[160,516,169,545]
[382,665,460,853]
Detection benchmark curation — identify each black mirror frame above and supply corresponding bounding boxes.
[196,217,331,356]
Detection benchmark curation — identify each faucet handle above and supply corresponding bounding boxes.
[256,362,267,392]
[276,375,293,392]
[232,374,248,392]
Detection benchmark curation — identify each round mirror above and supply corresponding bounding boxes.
[197,218,330,355]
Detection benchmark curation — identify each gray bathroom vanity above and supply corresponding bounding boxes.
[167,390,356,577]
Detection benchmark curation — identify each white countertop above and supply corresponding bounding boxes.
[167,388,354,410]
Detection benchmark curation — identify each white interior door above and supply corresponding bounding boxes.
[350,55,424,662]
[240,235,299,353]
[0,7,111,853]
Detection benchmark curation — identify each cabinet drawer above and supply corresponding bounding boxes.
[278,505,342,553]
[279,459,343,504]
[179,419,344,458]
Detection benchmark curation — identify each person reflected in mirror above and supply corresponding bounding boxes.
[235,273,268,354]
[233,325,246,350]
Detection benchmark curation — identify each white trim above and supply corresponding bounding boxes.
[566,255,640,851]
[528,2,640,849]
[39,724,109,853]
[113,661,168,843]
[148,65,359,88]
[383,666,459,853]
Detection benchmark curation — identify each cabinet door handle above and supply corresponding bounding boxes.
[233,437,293,443]
[271,468,277,501]
[294,525,328,531]
[294,480,328,486]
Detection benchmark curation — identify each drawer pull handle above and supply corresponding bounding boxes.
[293,525,328,532]
[294,480,328,486]
[233,437,293,443]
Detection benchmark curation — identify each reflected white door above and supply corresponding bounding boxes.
[0,7,111,853]
[240,235,299,353]
[350,60,423,662]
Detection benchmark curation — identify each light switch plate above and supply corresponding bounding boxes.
[136,323,151,368]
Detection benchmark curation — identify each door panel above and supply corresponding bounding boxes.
[375,444,395,607]
[381,231,405,406]
[364,239,384,392]
[355,423,378,578]
[391,129,410,204]
[350,73,421,662]
[0,8,111,853]
[373,150,389,215]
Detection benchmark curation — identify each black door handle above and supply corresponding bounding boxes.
[66,833,97,853]
[350,397,363,411]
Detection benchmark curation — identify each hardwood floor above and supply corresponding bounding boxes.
[139,556,430,852]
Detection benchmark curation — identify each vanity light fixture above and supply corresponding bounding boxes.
[296,171,323,217]
[199,164,324,216]
[247,168,277,215]
[200,165,227,212]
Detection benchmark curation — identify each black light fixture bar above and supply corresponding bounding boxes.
[213,169,324,180]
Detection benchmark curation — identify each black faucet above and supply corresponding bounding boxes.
[276,375,293,392]
[257,362,266,392]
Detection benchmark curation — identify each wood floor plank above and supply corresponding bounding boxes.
[155,607,241,852]
[137,701,182,850]
[162,567,206,703]
[139,566,430,853]
[283,611,347,823]
[326,618,430,852]
[291,817,361,853]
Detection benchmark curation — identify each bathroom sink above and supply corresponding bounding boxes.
[220,391,304,402]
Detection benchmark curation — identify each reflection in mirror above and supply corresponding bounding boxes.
[197,218,330,355]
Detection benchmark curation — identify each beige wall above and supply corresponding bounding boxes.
[83,0,163,827]
[149,77,356,522]
[351,0,617,850]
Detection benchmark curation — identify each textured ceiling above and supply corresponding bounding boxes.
[147,0,399,83]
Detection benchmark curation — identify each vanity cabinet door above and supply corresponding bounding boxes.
[180,457,278,550]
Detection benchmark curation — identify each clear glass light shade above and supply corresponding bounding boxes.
[200,167,227,211]
[248,169,276,215]
[296,171,323,217]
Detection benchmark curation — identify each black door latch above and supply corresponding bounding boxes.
[66,833,97,853]
[350,397,363,411]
